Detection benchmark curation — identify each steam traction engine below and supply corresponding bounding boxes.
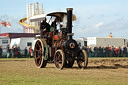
[34,8,88,70]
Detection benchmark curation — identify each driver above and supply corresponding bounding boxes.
[40,18,50,37]
[51,18,59,30]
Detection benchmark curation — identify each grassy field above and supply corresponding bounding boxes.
[0,58,128,85]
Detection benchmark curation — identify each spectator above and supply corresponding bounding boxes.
[110,46,115,57]
[99,46,103,57]
[115,47,119,57]
[88,47,92,57]
[7,45,10,58]
[118,46,122,57]
[122,45,127,57]
[14,45,19,58]
[94,46,98,57]
[29,46,33,58]
[17,46,21,58]
[11,46,15,58]
[102,46,106,57]
[24,47,28,58]
[108,45,111,57]
[105,46,109,57]
[0,46,3,58]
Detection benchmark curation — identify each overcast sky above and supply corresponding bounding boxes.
[0,0,128,38]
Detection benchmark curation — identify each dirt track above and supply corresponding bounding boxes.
[0,58,128,72]
[88,58,128,69]
[0,58,128,71]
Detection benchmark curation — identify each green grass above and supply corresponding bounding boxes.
[0,58,128,85]
[0,71,128,85]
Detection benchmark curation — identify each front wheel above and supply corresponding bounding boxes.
[54,50,65,70]
[77,50,88,69]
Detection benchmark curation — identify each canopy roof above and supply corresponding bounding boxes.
[30,12,76,22]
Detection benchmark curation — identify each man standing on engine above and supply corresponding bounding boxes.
[40,18,50,37]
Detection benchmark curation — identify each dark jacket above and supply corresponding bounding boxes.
[40,22,50,32]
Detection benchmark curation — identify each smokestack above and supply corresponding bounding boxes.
[67,8,73,39]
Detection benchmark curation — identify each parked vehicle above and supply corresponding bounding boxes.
[0,36,10,52]
[10,37,36,50]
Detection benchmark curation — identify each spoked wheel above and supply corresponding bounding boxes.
[34,39,47,68]
[77,50,88,69]
[54,50,65,70]
[65,57,75,68]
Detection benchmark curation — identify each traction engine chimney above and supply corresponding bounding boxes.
[67,8,73,39]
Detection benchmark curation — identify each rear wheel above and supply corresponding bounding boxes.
[77,50,88,69]
[34,39,47,68]
[54,50,65,70]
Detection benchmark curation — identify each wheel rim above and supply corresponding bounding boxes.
[79,53,85,67]
[34,40,43,67]
[54,50,65,70]
[77,50,88,69]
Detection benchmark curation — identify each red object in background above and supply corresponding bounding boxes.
[1,21,7,27]
[110,32,112,35]
[109,47,111,51]
[1,21,11,28]
[54,35,59,40]
[115,48,119,54]
[6,22,11,28]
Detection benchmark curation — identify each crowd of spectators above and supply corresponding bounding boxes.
[6,45,21,58]
[0,45,33,58]
[0,44,128,58]
[82,45,128,57]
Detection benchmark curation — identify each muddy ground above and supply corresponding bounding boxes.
[88,58,128,69]
[0,58,128,69]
